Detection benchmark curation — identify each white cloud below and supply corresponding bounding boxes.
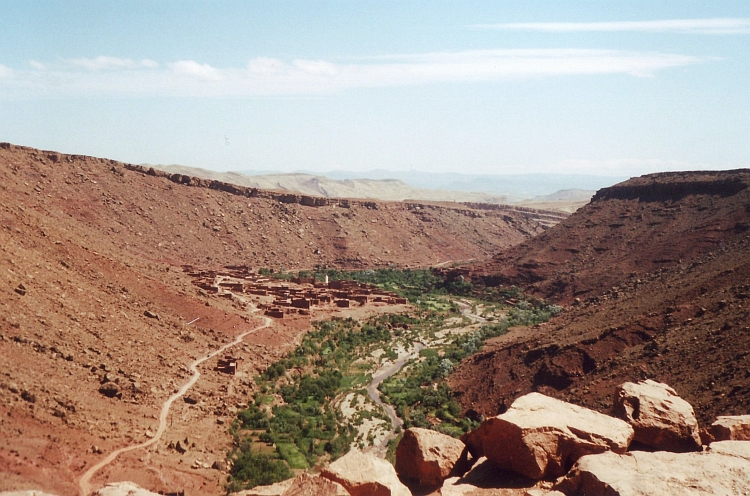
[292,59,339,76]
[68,56,137,70]
[0,64,13,78]
[28,60,46,70]
[66,56,160,71]
[248,57,282,75]
[472,18,750,35]
[352,49,701,80]
[167,60,222,80]
[0,48,706,98]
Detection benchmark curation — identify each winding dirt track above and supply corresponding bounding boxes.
[77,316,272,496]
[365,299,485,456]
[365,341,426,456]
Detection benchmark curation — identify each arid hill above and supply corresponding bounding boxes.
[450,170,750,425]
[472,170,750,304]
[0,143,553,495]
[148,164,598,213]
[0,143,561,271]
[148,165,522,206]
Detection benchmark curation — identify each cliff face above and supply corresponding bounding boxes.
[592,171,748,202]
[471,170,750,304]
[130,163,565,227]
[451,169,750,425]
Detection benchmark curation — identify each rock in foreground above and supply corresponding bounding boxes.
[396,427,466,488]
[612,380,701,452]
[439,456,555,496]
[321,450,411,496]
[708,415,750,442]
[0,491,60,496]
[235,479,294,496]
[462,393,633,479]
[236,474,348,496]
[92,482,161,496]
[706,440,750,460]
[556,447,750,495]
[282,474,349,496]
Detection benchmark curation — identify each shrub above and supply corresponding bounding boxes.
[445,279,474,296]
[238,405,269,429]
[227,451,291,491]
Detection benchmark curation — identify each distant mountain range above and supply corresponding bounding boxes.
[293,169,627,198]
[147,164,625,213]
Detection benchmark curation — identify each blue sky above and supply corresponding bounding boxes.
[1,1,748,177]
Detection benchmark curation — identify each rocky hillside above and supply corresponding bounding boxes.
[149,165,522,206]
[66,382,750,496]
[451,170,750,424]
[0,143,552,495]
[472,170,750,304]
[0,143,553,272]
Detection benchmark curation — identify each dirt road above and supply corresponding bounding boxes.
[365,341,426,457]
[77,316,272,496]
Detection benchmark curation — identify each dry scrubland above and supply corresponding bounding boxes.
[0,143,551,495]
[2,142,750,496]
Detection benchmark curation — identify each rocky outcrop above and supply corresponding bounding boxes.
[555,447,750,495]
[707,415,750,442]
[321,450,411,496]
[462,202,569,227]
[395,427,466,488]
[279,474,349,496]
[461,393,633,479]
[0,491,60,496]
[592,173,748,202]
[235,479,294,496]
[438,456,555,496]
[92,482,161,496]
[706,440,750,460]
[612,380,702,452]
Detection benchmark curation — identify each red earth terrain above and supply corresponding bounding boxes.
[0,143,555,495]
[450,170,750,426]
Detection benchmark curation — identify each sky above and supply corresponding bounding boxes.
[0,1,748,178]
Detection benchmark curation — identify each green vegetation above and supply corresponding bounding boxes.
[258,266,480,302]
[228,317,395,488]
[227,268,563,489]
[379,298,562,436]
[315,268,442,301]
[226,449,292,492]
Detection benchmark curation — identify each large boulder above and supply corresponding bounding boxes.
[708,415,750,442]
[236,474,347,496]
[396,427,466,488]
[283,474,349,496]
[0,492,60,496]
[321,450,411,496]
[707,440,750,460]
[235,479,294,496]
[461,393,632,479]
[92,482,161,496]
[555,448,750,495]
[439,456,557,495]
[612,380,701,452]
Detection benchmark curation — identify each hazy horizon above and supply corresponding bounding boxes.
[1,2,748,177]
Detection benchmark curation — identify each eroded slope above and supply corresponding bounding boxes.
[473,170,750,304]
[451,170,750,425]
[0,143,547,494]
